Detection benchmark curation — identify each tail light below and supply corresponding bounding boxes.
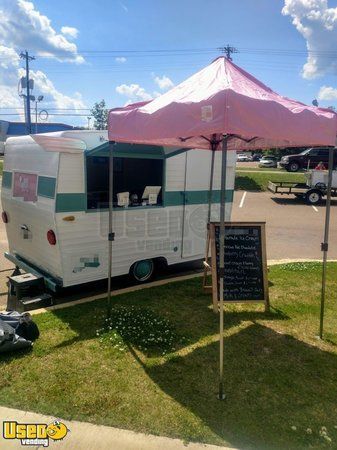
[47,229,56,245]
[1,211,8,223]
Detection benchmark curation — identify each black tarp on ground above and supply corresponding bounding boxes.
[0,312,39,353]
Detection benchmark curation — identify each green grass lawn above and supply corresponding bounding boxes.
[1,262,337,450]
[235,170,305,191]
[236,166,282,172]
[236,167,306,173]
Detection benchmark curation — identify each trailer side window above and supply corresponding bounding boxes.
[86,156,163,209]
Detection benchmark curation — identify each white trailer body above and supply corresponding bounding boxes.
[306,169,337,188]
[1,131,236,290]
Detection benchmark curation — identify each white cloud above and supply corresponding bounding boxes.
[115,75,174,105]
[318,85,337,100]
[0,0,83,63]
[282,0,337,78]
[116,83,153,101]
[18,69,86,111]
[115,57,127,63]
[0,85,22,109]
[153,75,174,90]
[0,1,86,124]
[61,26,79,39]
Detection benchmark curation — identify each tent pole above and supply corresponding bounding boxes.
[319,146,334,339]
[207,147,216,225]
[218,135,228,400]
[107,141,115,319]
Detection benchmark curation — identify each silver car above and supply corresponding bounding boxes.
[258,156,278,168]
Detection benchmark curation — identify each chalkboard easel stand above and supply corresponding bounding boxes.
[203,222,270,313]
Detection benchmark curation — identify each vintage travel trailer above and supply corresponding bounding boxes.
[1,131,236,291]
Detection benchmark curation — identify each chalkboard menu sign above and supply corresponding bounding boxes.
[207,222,269,310]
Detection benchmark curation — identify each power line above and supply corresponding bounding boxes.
[1,46,337,62]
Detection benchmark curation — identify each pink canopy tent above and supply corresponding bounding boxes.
[108,57,337,398]
[108,56,336,150]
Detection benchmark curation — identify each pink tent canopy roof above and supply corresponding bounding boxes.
[108,57,337,150]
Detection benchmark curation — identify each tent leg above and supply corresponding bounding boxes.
[319,146,334,339]
[207,149,216,226]
[218,135,228,400]
[107,142,115,319]
[204,149,215,265]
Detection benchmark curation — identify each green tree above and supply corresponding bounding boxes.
[91,99,108,130]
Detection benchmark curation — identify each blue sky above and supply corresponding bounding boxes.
[1,0,337,125]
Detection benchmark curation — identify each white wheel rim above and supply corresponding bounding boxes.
[309,193,319,203]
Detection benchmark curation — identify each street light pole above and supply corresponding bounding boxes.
[34,95,44,134]
[35,101,38,134]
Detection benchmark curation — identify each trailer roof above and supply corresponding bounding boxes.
[7,130,187,157]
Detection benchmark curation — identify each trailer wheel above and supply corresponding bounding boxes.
[306,189,322,205]
[130,259,155,283]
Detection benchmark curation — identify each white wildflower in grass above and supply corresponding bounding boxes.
[306,428,312,434]
[319,426,328,436]
[96,306,180,353]
[280,262,321,272]
[291,426,297,431]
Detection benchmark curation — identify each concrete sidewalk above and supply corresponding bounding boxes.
[0,406,236,450]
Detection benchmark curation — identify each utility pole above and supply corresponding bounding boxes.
[20,51,35,134]
[218,45,238,61]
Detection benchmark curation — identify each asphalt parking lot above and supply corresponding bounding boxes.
[231,190,337,260]
[0,186,336,309]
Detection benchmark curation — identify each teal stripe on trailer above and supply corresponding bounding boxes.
[56,193,87,212]
[38,176,56,199]
[164,190,234,207]
[2,171,12,188]
[55,190,234,212]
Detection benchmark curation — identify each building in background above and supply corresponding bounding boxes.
[0,120,78,154]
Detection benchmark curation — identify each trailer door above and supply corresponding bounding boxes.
[181,150,210,258]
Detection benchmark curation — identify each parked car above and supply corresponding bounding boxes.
[258,156,278,168]
[279,147,337,172]
[252,153,262,161]
[237,154,252,162]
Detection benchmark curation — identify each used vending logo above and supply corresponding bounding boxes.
[3,419,69,447]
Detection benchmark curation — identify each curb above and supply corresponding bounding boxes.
[0,406,235,450]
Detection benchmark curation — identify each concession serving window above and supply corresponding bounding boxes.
[86,155,164,209]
